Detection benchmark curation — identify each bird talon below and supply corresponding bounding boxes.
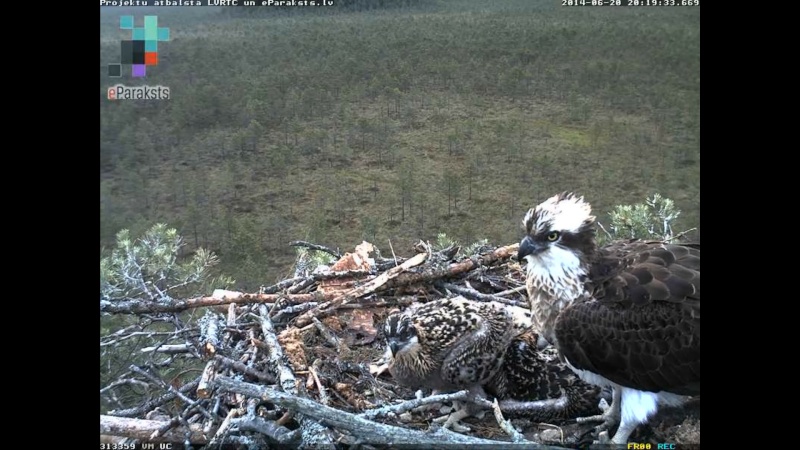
[591,430,611,445]
[577,414,600,424]
[451,422,471,433]
[412,402,443,413]
[433,406,472,432]
[432,414,448,424]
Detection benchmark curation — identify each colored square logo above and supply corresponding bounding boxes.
[108,64,121,77]
[120,40,134,64]
[144,16,158,29]
[108,15,169,78]
[120,16,133,29]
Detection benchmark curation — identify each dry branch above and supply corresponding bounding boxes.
[197,360,217,399]
[359,390,470,420]
[140,344,192,354]
[207,408,237,447]
[260,276,304,294]
[435,281,527,307]
[312,317,342,350]
[293,251,428,327]
[289,240,342,259]
[271,302,319,323]
[213,376,574,449]
[107,378,201,418]
[259,305,298,394]
[258,305,335,446]
[495,285,527,298]
[129,365,212,421]
[100,415,210,444]
[214,354,275,383]
[382,243,520,290]
[309,360,330,405]
[102,238,697,448]
[231,414,300,445]
[287,277,316,294]
[101,292,332,314]
[101,245,518,317]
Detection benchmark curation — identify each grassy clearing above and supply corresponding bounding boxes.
[100,1,700,289]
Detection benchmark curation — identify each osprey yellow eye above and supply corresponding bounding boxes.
[547,231,560,241]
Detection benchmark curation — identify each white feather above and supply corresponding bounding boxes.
[528,193,594,234]
[620,387,659,425]
[566,356,691,425]
[524,245,586,302]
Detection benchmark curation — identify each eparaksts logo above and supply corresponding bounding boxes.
[108,84,170,100]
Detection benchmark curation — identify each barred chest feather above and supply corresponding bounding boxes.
[524,249,587,343]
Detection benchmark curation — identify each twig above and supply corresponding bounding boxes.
[140,344,192,354]
[388,239,398,266]
[289,241,342,259]
[293,252,428,327]
[260,277,303,294]
[493,398,527,443]
[312,317,341,349]
[271,302,319,323]
[495,394,573,425]
[100,378,150,395]
[669,227,698,242]
[494,285,527,298]
[336,295,414,310]
[258,305,335,447]
[288,277,317,294]
[214,355,276,383]
[213,376,574,448]
[129,365,213,420]
[435,281,527,307]
[101,328,197,347]
[382,243,520,291]
[101,292,332,315]
[207,407,238,447]
[197,360,217,399]
[226,303,237,326]
[233,415,301,445]
[309,360,330,405]
[107,378,201,417]
[277,411,294,426]
[359,390,470,420]
[595,222,614,240]
[208,397,222,430]
[258,305,297,394]
[100,415,210,444]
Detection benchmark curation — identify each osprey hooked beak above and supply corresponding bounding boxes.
[389,341,400,356]
[518,236,545,261]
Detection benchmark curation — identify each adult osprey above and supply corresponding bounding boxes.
[517,192,700,444]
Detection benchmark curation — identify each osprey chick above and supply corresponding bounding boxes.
[383,296,529,430]
[517,192,700,444]
[485,327,603,423]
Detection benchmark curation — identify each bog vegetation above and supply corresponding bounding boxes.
[100,0,700,291]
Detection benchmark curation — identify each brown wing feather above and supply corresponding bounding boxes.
[587,240,699,307]
[556,241,700,394]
